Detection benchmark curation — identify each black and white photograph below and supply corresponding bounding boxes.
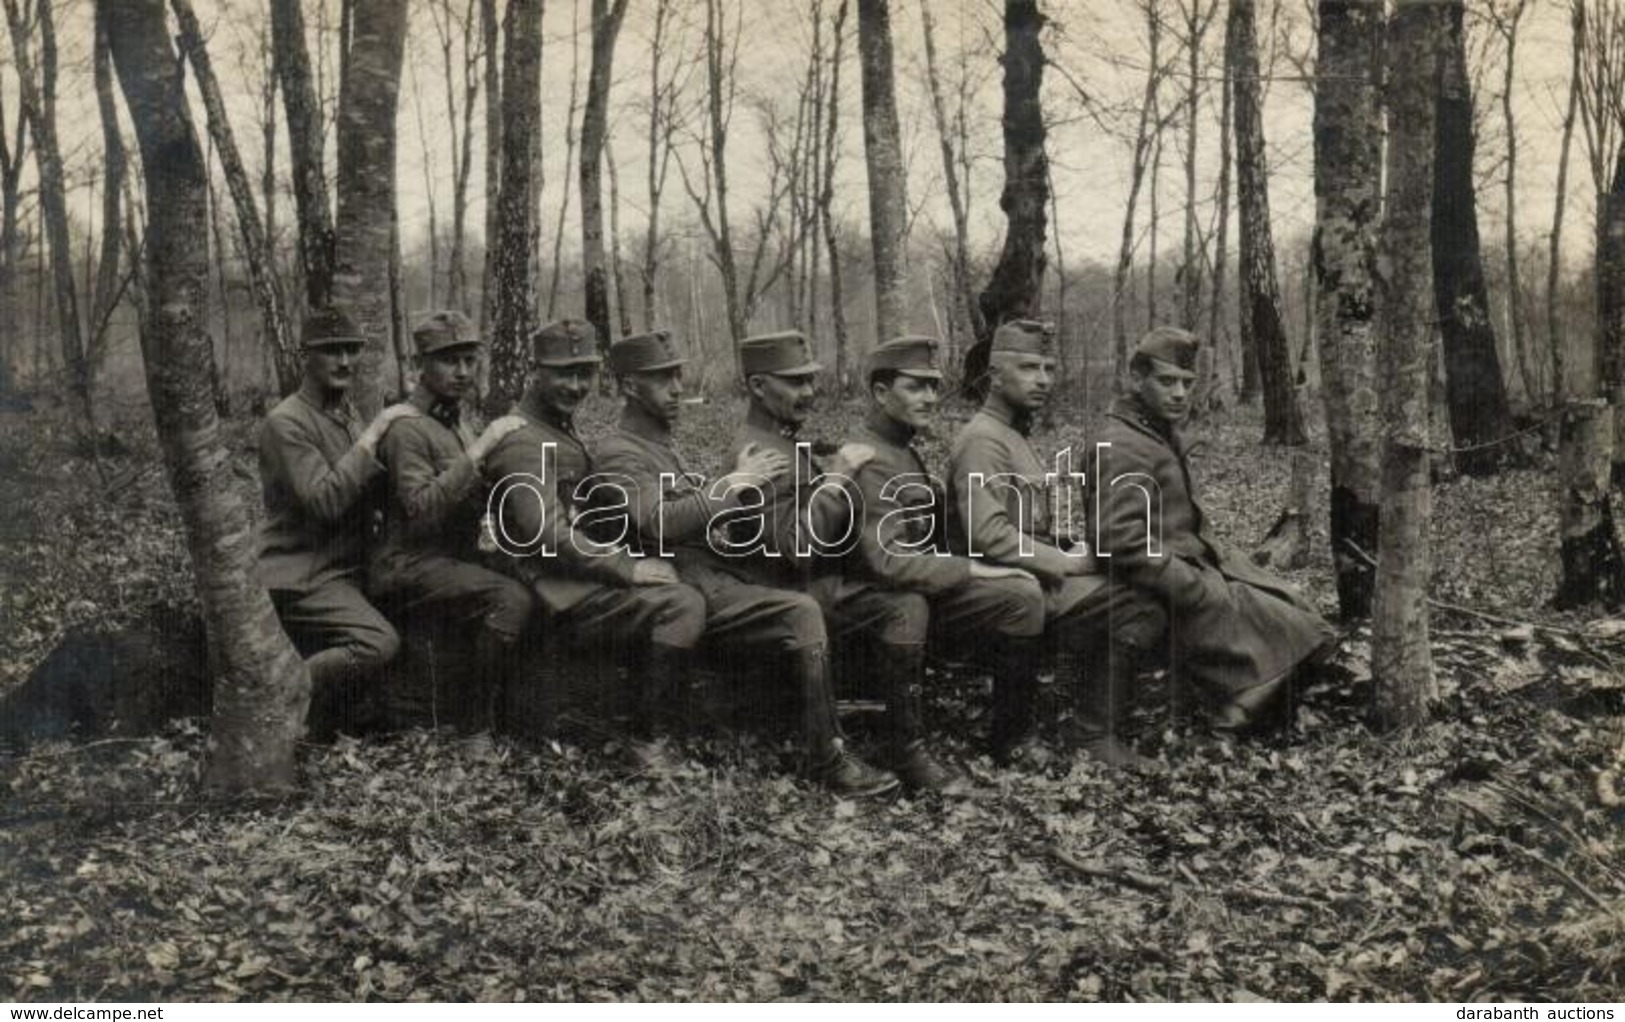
[2,0,1623,1003]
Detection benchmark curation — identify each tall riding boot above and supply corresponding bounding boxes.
[794,645,898,797]
[624,643,689,777]
[876,643,958,792]
[1073,641,1156,770]
[990,635,1046,767]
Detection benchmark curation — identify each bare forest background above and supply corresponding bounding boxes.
[0,0,1593,415]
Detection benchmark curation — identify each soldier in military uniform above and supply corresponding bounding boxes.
[368,311,536,737]
[257,306,419,732]
[948,320,1166,768]
[726,330,965,789]
[593,329,898,796]
[848,336,1048,774]
[1090,326,1333,741]
[482,319,710,774]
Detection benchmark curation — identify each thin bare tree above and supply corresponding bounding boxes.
[580,0,630,352]
[856,0,911,345]
[271,0,337,310]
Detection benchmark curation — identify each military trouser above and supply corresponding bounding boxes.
[552,580,708,653]
[271,577,401,686]
[1046,575,1169,656]
[676,553,828,652]
[371,555,535,643]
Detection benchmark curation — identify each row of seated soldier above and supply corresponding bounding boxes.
[257,307,1333,797]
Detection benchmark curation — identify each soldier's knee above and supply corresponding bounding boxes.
[483,578,536,640]
[779,593,828,649]
[876,592,930,646]
[1115,597,1167,651]
[994,577,1047,638]
[353,617,401,668]
[649,584,706,646]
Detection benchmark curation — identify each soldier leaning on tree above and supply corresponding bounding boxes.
[256,307,419,734]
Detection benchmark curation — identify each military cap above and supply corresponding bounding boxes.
[867,335,944,381]
[990,319,1055,356]
[531,319,602,367]
[301,306,365,349]
[608,329,687,376]
[412,309,482,356]
[1133,325,1200,372]
[739,330,822,377]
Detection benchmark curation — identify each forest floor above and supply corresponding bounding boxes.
[3,393,1625,1001]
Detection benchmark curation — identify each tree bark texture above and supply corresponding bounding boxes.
[580,0,629,356]
[3,0,87,418]
[920,3,981,360]
[172,0,300,396]
[1112,5,1164,389]
[103,0,307,795]
[488,0,542,408]
[964,0,1048,398]
[1313,0,1384,620]
[271,0,337,311]
[1371,0,1439,732]
[1228,0,1304,445]
[480,0,501,332]
[820,0,852,390]
[1555,400,1625,608]
[856,0,912,346]
[91,7,125,356]
[1432,0,1515,476]
[331,0,408,414]
[1550,1,1582,407]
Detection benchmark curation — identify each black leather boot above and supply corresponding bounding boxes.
[625,643,688,777]
[1073,641,1156,770]
[796,646,898,797]
[989,635,1048,767]
[876,643,960,793]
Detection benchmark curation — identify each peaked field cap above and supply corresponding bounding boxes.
[609,329,687,375]
[739,330,822,377]
[413,309,482,356]
[531,318,602,366]
[1134,325,1200,372]
[301,306,365,348]
[867,335,944,380]
[990,319,1056,355]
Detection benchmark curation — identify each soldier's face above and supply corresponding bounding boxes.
[1133,358,1196,425]
[873,373,940,430]
[418,346,481,402]
[304,343,364,395]
[623,367,684,424]
[988,353,1054,412]
[532,363,597,418]
[749,372,817,426]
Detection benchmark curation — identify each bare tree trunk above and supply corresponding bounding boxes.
[1550,0,1584,408]
[1372,0,1438,732]
[0,93,24,403]
[546,0,582,318]
[272,0,337,310]
[90,5,126,363]
[580,0,629,355]
[819,0,851,388]
[1206,46,1232,409]
[488,0,543,408]
[172,0,300,395]
[1314,0,1384,621]
[1497,0,1529,409]
[606,132,632,338]
[856,0,911,345]
[431,0,479,312]
[3,0,87,419]
[1180,0,1217,330]
[1113,2,1165,385]
[480,0,501,331]
[920,3,981,360]
[103,0,307,795]
[1433,0,1515,476]
[331,0,408,416]
[641,0,677,330]
[964,0,1049,398]
[1229,0,1303,444]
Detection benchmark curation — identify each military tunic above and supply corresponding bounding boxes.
[594,402,827,652]
[483,392,705,652]
[728,403,927,647]
[369,385,533,641]
[947,402,1166,652]
[849,408,1044,646]
[257,383,398,671]
[1090,395,1332,707]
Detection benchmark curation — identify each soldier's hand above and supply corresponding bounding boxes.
[1062,544,1103,576]
[470,414,528,464]
[630,558,680,586]
[730,442,790,485]
[359,402,421,453]
[969,561,1037,585]
[825,442,875,477]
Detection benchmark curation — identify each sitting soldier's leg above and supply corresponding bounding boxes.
[929,574,1047,771]
[563,583,706,773]
[1049,579,1167,769]
[685,565,896,796]
[273,580,401,737]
